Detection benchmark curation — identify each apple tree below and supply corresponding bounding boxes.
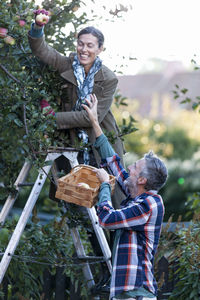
[0,0,97,202]
[0,1,135,297]
[0,0,134,202]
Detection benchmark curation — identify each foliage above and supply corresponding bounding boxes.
[173,83,200,112]
[104,92,138,145]
[0,210,98,299]
[185,192,200,218]
[154,215,180,292]
[0,0,90,201]
[167,214,200,300]
[153,215,200,299]
[160,150,200,221]
[173,54,200,113]
[112,97,200,160]
[0,0,134,204]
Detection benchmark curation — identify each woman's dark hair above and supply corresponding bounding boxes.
[77,26,104,48]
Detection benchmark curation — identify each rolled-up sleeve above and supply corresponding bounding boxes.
[94,134,115,159]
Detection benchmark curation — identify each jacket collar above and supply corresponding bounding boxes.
[94,68,104,82]
[60,69,77,86]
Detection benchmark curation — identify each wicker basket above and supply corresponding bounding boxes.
[55,164,115,208]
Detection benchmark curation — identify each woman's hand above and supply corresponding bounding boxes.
[96,168,110,183]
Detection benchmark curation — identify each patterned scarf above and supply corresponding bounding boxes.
[72,54,102,164]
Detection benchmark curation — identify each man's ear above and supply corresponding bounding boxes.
[138,177,147,185]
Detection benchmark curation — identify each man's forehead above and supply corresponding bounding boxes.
[130,158,145,169]
[136,158,145,168]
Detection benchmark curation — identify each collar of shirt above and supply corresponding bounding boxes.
[120,190,158,208]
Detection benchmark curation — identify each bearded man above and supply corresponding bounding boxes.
[82,94,168,300]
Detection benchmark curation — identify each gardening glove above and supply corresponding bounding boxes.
[40,99,55,116]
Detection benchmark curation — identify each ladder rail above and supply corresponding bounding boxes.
[0,154,56,283]
[0,162,32,226]
[50,156,99,289]
[87,207,112,273]
[70,227,95,288]
[0,150,112,299]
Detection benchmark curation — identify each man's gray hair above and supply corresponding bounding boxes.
[139,150,168,191]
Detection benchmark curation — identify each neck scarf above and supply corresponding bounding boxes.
[72,54,102,111]
[72,54,102,164]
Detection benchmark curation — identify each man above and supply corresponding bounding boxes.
[82,94,168,300]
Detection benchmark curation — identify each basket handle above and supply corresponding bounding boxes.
[70,164,115,181]
[70,164,97,174]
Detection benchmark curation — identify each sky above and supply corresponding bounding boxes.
[36,0,200,75]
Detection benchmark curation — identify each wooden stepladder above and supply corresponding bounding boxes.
[0,148,112,294]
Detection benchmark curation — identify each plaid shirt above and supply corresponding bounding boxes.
[95,136,165,299]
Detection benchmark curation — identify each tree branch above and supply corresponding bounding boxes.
[0,63,22,85]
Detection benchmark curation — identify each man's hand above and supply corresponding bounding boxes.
[96,168,110,184]
[82,94,98,124]
[34,9,50,27]
[82,94,103,138]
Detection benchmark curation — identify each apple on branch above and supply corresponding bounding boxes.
[4,36,15,45]
[35,11,49,26]
[0,27,8,38]
[18,20,26,27]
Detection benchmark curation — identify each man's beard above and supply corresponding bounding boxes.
[124,176,138,198]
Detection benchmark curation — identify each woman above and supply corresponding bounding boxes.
[28,9,125,209]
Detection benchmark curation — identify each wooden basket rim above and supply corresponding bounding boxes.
[57,164,115,191]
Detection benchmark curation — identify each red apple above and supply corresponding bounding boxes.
[18,20,26,27]
[0,27,8,38]
[35,13,49,26]
[4,36,15,45]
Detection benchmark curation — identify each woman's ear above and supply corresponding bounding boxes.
[98,45,104,55]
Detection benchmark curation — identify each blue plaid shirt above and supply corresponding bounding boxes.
[94,134,165,299]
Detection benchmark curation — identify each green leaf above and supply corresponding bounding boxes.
[181,88,188,94]
[14,118,23,127]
